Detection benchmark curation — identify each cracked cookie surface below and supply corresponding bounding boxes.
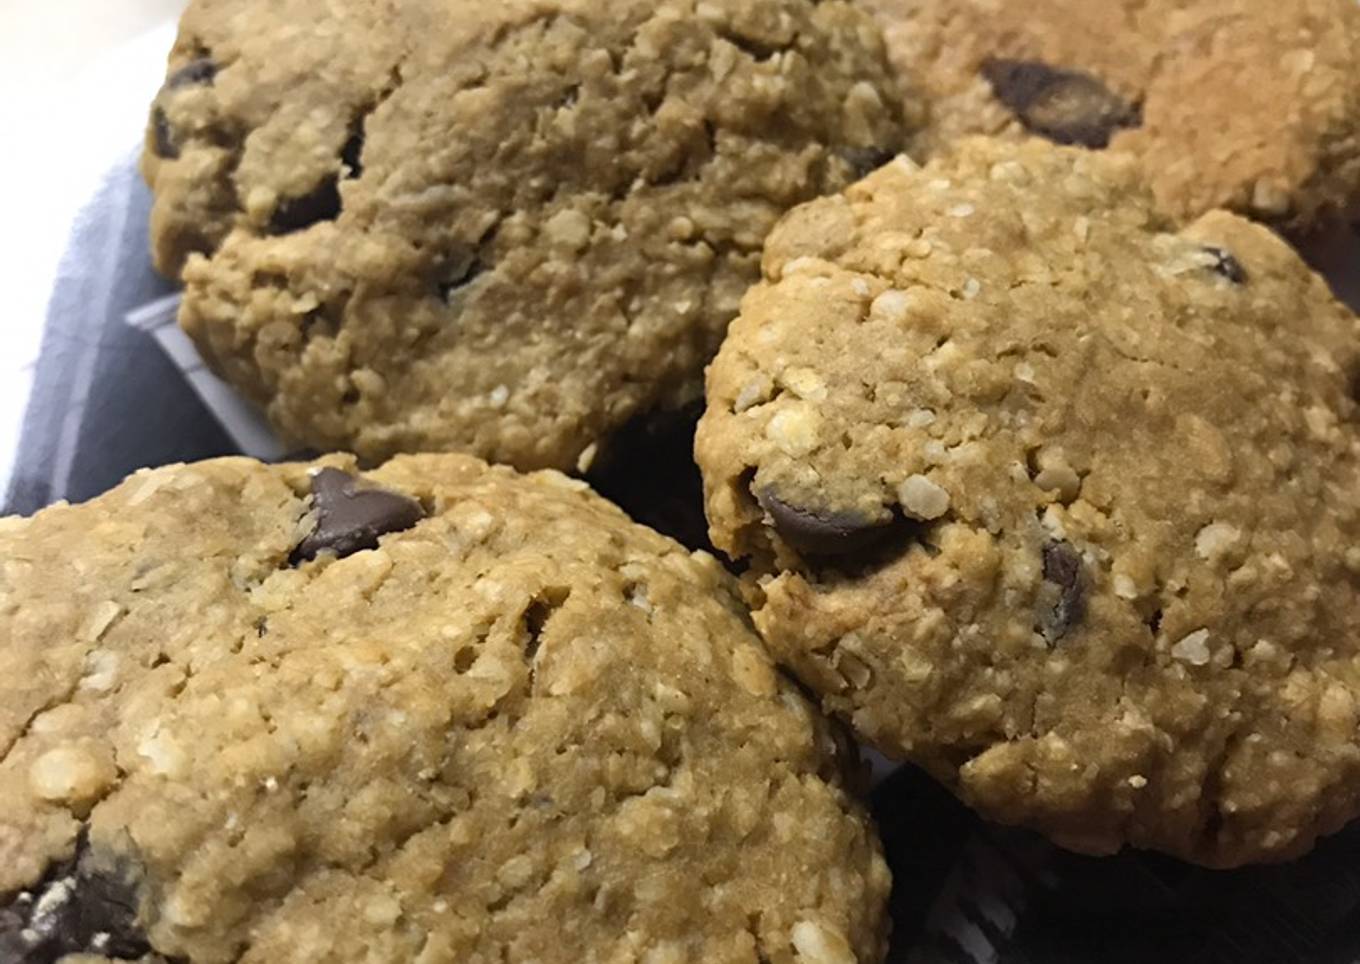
[696,137,1360,866]
[861,0,1360,232]
[143,0,915,471]
[0,455,889,962]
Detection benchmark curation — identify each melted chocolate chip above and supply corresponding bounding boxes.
[151,108,178,160]
[270,176,343,234]
[1202,246,1248,284]
[0,837,150,963]
[291,468,424,564]
[982,58,1141,149]
[165,57,217,90]
[759,489,891,557]
[1039,540,1086,642]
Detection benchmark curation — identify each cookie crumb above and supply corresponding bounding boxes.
[870,289,912,323]
[897,475,951,520]
[791,920,855,964]
[734,376,774,413]
[28,746,114,805]
[1194,522,1241,561]
[1171,629,1212,666]
[79,601,125,643]
[766,405,822,456]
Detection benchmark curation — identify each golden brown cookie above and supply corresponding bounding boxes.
[863,0,1360,232]
[0,455,889,962]
[696,137,1360,866]
[142,0,917,472]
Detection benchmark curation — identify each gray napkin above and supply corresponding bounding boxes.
[3,151,233,516]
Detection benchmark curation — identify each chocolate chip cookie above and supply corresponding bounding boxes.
[862,0,1360,232]
[143,0,915,472]
[0,455,890,961]
[696,137,1360,866]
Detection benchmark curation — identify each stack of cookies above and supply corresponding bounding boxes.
[4,0,1359,960]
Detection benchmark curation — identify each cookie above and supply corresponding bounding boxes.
[862,0,1360,232]
[142,0,916,472]
[0,455,890,961]
[695,137,1360,866]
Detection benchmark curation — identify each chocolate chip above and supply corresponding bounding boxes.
[291,468,424,564]
[151,108,178,160]
[1038,540,1085,642]
[841,146,897,181]
[270,176,342,234]
[982,58,1141,149]
[165,57,217,90]
[759,489,891,557]
[0,836,150,963]
[271,113,366,232]
[152,57,216,162]
[1202,246,1248,284]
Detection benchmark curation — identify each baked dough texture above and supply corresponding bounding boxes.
[697,137,1360,866]
[863,0,1360,231]
[0,455,889,962]
[143,0,915,471]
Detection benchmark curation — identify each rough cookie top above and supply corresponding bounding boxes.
[696,137,1360,866]
[143,0,913,471]
[0,455,889,962]
[862,0,1360,231]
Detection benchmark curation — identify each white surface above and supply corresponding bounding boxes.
[0,21,179,497]
[1,1,186,98]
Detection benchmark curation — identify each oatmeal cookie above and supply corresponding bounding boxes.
[697,137,1360,866]
[863,0,1360,231]
[143,0,915,471]
[1,455,889,961]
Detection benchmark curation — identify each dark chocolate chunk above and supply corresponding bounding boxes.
[982,58,1141,149]
[165,56,217,90]
[0,836,150,963]
[1202,246,1248,284]
[270,176,342,234]
[759,489,891,557]
[151,108,178,160]
[841,146,898,181]
[291,468,424,563]
[1038,540,1085,641]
